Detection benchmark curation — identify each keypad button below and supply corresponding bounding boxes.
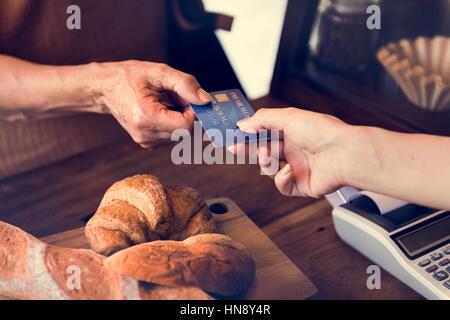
[433,270,448,281]
[431,253,443,261]
[446,266,450,273]
[444,280,450,290]
[438,258,450,267]
[445,248,450,255]
[426,265,438,273]
[418,259,431,267]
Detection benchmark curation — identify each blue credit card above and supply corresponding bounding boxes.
[190,89,268,147]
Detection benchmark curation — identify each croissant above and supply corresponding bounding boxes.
[85,175,215,256]
[106,233,256,296]
[86,175,256,296]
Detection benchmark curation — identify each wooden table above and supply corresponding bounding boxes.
[0,88,423,300]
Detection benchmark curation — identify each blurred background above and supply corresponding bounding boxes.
[263,0,450,137]
[203,0,288,99]
[200,0,450,136]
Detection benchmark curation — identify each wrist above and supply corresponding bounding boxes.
[79,62,110,114]
[339,125,381,190]
[41,62,109,114]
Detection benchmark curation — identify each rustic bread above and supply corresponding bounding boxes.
[105,233,256,296]
[86,174,215,256]
[0,220,211,300]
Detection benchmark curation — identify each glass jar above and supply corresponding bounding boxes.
[381,0,447,43]
[310,0,381,74]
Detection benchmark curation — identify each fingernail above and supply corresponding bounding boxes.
[197,88,212,102]
[237,119,257,133]
[242,127,257,134]
[280,164,292,175]
[258,152,271,166]
[237,118,249,128]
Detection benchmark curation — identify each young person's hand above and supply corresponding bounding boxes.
[234,106,450,211]
[235,108,351,198]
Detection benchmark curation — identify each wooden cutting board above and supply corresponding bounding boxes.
[42,198,317,300]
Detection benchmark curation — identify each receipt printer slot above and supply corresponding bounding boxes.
[343,195,435,232]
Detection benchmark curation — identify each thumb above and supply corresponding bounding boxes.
[274,163,297,197]
[237,108,293,132]
[158,64,212,105]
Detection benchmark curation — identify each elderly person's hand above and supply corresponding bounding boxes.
[92,61,211,148]
[0,55,211,149]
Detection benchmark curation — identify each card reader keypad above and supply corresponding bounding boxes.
[433,271,448,281]
[445,280,450,290]
[438,258,449,267]
[418,247,450,290]
[431,253,443,261]
[426,265,438,273]
[418,259,431,267]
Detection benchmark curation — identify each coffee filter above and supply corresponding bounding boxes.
[377,36,450,111]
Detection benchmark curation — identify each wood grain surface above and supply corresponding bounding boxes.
[42,198,318,300]
[0,92,423,299]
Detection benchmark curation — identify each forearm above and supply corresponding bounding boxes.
[344,126,450,209]
[0,55,106,120]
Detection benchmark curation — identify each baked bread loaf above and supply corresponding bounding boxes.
[105,233,256,296]
[0,221,211,300]
[85,175,215,256]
